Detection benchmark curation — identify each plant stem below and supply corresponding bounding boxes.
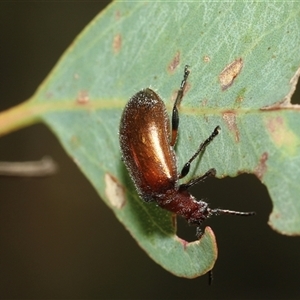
[0,100,42,137]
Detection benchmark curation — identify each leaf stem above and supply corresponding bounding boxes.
[0,100,41,137]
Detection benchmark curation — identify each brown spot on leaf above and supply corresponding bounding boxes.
[168,51,180,73]
[200,99,208,107]
[45,92,53,99]
[222,111,240,142]
[175,236,188,250]
[266,116,298,154]
[113,33,122,54]
[254,152,268,180]
[235,95,244,103]
[115,10,121,20]
[272,212,280,219]
[105,173,126,209]
[267,116,283,132]
[263,100,291,111]
[76,90,89,104]
[219,58,243,91]
[70,135,81,149]
[203,55,210,63]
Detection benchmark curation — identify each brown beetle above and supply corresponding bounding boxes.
[119,66,254,238]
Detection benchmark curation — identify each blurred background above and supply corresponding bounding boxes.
[0,2,299,299]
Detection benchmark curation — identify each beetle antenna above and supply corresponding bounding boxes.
[195,209,255,239]
[209,208,256,217]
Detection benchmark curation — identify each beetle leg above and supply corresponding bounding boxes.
[179,126,220,179]
[179,168,216,190]
[196,226,203,239]
[208,270,213,285]
[170,65,190,146]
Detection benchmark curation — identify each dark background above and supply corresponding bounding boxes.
[0,2,299,299]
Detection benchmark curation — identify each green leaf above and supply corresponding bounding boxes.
[0,2,300,278]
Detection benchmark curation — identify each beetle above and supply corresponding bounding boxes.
[119,65,255,239]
